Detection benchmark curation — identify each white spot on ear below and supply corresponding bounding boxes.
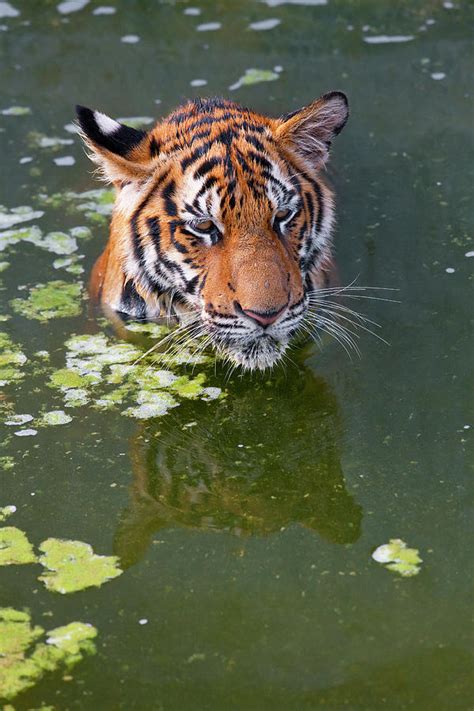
[94,110,121,136]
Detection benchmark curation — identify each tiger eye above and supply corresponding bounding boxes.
[275,209,291,221]
[195,219,214,232]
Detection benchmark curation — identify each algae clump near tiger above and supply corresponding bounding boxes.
[47,328,223,419]
[10,280,83,321]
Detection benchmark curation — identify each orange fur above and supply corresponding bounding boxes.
[77,94,348,369]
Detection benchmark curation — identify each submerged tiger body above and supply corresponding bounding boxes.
[76,93,349,370]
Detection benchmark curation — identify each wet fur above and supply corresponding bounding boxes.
[77,94,349,370]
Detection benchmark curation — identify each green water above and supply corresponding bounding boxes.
[1,0,473,708]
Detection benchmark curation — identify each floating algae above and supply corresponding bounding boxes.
[38,188,114,224]
[39,410,72,426]
[122,391,178,419]
[0,332,27,387]
[0,106,31,116]
[0,3,20,19]
[0,609,43,657]
[27,132,74,150]
[372,539,422,577]
[63,387,89,407]
[46,327,223,417]
[4,414,33,426]
[0,527,37,565]
[229,68,279,90]
[0,457,15,472]
[0,225,91,256]
[0,206,43,231]
[0,506,16,523]
[0,607,97,701]
[38,538,122,594]
[38,231,78,255]
[10,280,83,321]
[124,320,168,337]
[170,373,207,399]
[116,116,154,128]
[49,368,90,390]
[53,254,85,275]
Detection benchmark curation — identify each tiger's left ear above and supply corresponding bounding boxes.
[276,91,349,167]
[76,105,158,185]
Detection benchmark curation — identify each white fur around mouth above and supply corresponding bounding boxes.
[220,334,288,371]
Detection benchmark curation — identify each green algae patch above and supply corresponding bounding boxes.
[0,206,43,231]
[44,621,97,662]
[38,188,114,224]
[124,321,168,338]
[0,333,27,387]
[0,225,92,258]
[0,608,97,701]
[372,539,422,577]
[48,326,223,418]
[49,368,88,390]
[0,506,16,523]
[27,131,74,150]
[62,388,89,408]
[0,457,15,472]
[39,410,72,427]
[0,225,43,252]
[40,231,77,255]
[38,538,122,594]
[53,255,85,275]
[0,225,91,258]
[0,527,37,566]
[170,373,206,399]
[0,608,43,657]
[10,281,83,322]
[229,68,279,90]
[122,390,178,419]
[1,106,31,116]
[117,116,154,128]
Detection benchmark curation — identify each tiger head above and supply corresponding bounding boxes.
[76,93,349,370]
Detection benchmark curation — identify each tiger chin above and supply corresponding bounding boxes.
[76,93,349,371]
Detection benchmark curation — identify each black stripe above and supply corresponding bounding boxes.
[169,220,188,254]
[181,141,214,171]
[185,275,199,295]
[245,134,267,151]
[247,150,272,172]
[287,161,324,232]
[194,157,222,180]
[162,179,177,216]
[76,105,146,157]
[195,175,218,201]
[149,136,161,157]
[147,214,161,250]
[120,280,147,319]
[215,128,234,148]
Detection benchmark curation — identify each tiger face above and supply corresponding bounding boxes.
[77,94,348,370]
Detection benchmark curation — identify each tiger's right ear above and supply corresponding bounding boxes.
[76,105,158,185]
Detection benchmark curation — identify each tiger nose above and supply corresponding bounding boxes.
[241,305,287,327]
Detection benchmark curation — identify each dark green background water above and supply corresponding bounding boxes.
[1,0,473,708]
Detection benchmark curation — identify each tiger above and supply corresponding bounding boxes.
[76,92,349,370]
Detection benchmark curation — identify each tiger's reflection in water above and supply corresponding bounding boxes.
[114,366,362,568]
